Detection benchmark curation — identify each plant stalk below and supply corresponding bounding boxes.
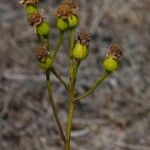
[45,71,66,143]
[65,29,77,150]
[65,61,80,150]
[51,67,69,91]
[65,82,75,150]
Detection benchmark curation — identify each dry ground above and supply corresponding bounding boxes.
[0,0,150,150]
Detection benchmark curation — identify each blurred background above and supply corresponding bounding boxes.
[0,0,150,149]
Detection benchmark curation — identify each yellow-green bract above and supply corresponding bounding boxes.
[73,42,89,60]
[56,18,69,32]
[26,4,38,15]
[37,22,50,38]
[103,56,119,73]
[38,56,53,70]
[68,15,78,28]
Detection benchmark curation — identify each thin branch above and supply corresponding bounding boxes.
[45,71,66,143]
[51,67,69,91]
[75,72,110,102]
[52,31,64,59]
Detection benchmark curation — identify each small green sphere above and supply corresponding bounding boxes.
[37,22,50,38]
[26,4,38,15]
[73,42,89,60]
[68,15,78,28]
[56,18,69,32]
[38,56,53,70]
[103,56,119,73]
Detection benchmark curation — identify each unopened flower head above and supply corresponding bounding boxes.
[54,0,78,19]
[27,11,45,26]
[78,32,91,46]
[72,32,91,60]
[19,0,38,5]
[103,43,123,73]
[35,47,53,70]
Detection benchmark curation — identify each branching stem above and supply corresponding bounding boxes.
[65,29,79,150]
[75,72,110,101]
[41,32,66,143]
[51,67,69,91]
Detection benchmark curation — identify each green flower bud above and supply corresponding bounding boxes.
[73,42,89,60]
[103,55,119,73]
[38,56,53,70]
[37,22,50,38]
[68,15,78,28]
[26,4,38,15]
[56,18,69,32]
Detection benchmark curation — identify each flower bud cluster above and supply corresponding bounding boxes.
[20,0,123,72]
[55,1,79,31]
[20,0,50,38]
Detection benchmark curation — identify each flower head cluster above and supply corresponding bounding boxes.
[27,12,45,26]
[54,0,78,19]
[77,32,91,46]
[107,43,123,59]
[19,0,38,5]
[35,46,47,60]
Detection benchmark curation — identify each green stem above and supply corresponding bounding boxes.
[38,34,50,51]
[51,67,69,91]
[70,29,75,58]
[65,29,77,150]
[46,37,50,51]
[75,72,110,102]
[52,31,64,59]
[65,84,75,150]
[65,62,80,150]
[45,71,66,143]
[35,20,66,143]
